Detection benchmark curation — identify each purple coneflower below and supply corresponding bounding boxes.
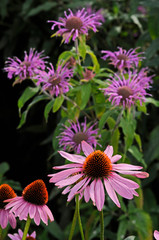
[4,49,48,85]
[48,8,102,44]
[48,141,149,211]
[101,47,144,71]
[58,118,101,154]
[8,229,36,240]
[103,71,150,108]
[36,63,73,97]
[5,180,54,226]
[0,184,16,229]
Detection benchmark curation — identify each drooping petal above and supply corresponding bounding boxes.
[104,179,120,207]
[111,154,122,163]
[55,173,84,187]
[94,179,105,211]
[112,163,143,171]
[49,167,82,183]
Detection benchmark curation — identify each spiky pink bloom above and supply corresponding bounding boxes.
[48,8,102,44]
[36,63,73,97]
[135,67,154,88]
[48,141,149,211]
[101,47,144,71]
[0,184,16,229]
[4,49,48,84]
[5,180,54,226]
[58,118,101,154]
[154,230,159,240]
[8,229,36,240]
[86,6,105,23]
[103,71,150,108]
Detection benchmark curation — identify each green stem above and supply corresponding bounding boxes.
[68,203,78,240]
[75,38,81,65]
[99,210,104,240]
[22,215,31,240]
[76,195,85,240]
[0,226,3,240]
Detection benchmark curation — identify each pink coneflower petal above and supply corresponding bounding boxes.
[89,180,96,204]
[49,168,83,183]
[67,178,88,201]
[104,145,113,158]
[94,179,105,211]
[154,230,159,240]
[55,173,84,187]
[111,155,122,163]
[112,163,143,171]
[81,140,94,156]
[111,173,139,189]
[53,163,82,170]
[104,179,121,207]
[84,186,90,203]
[58,151,85,163]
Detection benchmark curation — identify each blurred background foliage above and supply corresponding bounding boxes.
[0,0,159,239]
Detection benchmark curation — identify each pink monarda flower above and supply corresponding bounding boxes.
[58,118,101,154]
[48,141,149,211]
[5,180,54,226]
[0,184,16,229]
[86,6,105,23]
[154,230,159,240]
[136,67,154,88]
[103,71,150,108]
[8,229,36,240]
[4,48,48,85]
[48,8,102,44]
[101,47,144,71]
[36,63,73,97]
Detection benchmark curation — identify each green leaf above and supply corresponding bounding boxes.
[0,162,9,176]
[86,48,100,73]
[26,2,57,17]
[18,86,39,115]
[53,95,64,113]
[17,95,48,128]
[124,237,135,240]
[44,99,54,122]
[128,145,146,168]
[129,209,153,240]
[134,133,142,152]
[57,51,74,65]
[79,35,87,60]
[42,221,65,240]
[99,110,113,130]
[145,97,159,107]
[117,218,128,240]
[80,83,91,110]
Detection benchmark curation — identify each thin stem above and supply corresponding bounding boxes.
[63,95,92,120]
[68,203,78,240]
[0,226,3,240]
[22,215,31,240]
[76,195,85,240]
[99,210,104,240]
[75,38,81,65]
[112,107,124,135]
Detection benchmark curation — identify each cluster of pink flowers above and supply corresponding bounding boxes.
[2,5,156,240]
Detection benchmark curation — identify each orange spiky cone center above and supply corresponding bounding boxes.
[0,184,16,209]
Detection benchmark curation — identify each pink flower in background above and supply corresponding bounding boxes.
[5,180,54,226]
[58,118,101,153]
[8,229,36,240]
[86,6,105,23]
[0,184,16,229]
[48,8,102,44]
[154,230,159,240]
[136,67,154,88]
[48,141,149,211]
[103,71,150,108]
[137,6,147,15]
[101,47,144,71]
[4,48,48,84]
[36,62,73,97]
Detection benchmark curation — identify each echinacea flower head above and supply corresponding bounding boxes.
[36,63,73,97]
[5,180,54,226]
[8,229,36,240]
[104,71,150,108]
[4,48,48,85]
[48,8,102,44]
[0,184,16,229]
[101,47,144,71]
[58,118,101,154]
[48,141,149,211]
[154,230,159,240]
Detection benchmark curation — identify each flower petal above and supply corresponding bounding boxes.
[49,167,82,183]
[58,151,85,163]
[111,154,122,163]
[55,173,84,187]
[112,163,143,171]
[94,179,105,211]
[81,141,94,157]
[104,179,120,207]
[104,145,113,158]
